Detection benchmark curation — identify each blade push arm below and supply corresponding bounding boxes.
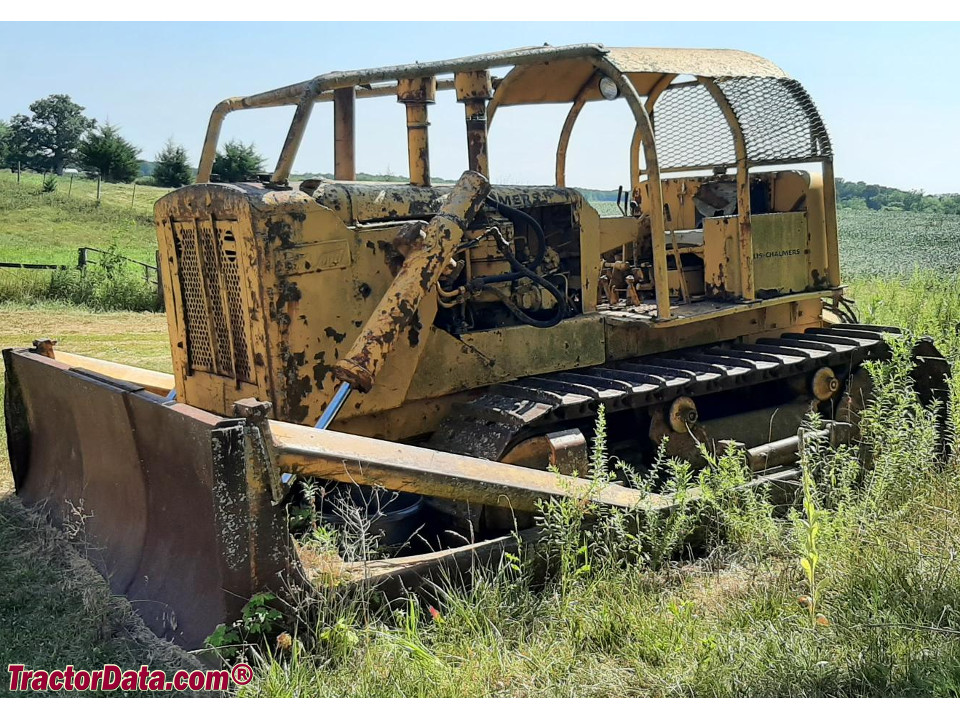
[333,170,490,392]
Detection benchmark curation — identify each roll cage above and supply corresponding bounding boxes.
[196,43,838,320]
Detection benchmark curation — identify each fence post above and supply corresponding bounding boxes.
[78,247,87,275]
[156,250,164,311]
[68,174,74,197]
[131,181,137,208]
[96,174,102,205]
[17,162,21,184]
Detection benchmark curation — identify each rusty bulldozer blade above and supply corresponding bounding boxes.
[2,347,661,649]
[3,348,294,648]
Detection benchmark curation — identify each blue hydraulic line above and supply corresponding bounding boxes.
[281,382,354,485]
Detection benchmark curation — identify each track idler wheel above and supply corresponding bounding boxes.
[811,367,840,401]
[668,396,699,434]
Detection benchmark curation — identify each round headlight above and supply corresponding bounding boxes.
[599,76,620,101]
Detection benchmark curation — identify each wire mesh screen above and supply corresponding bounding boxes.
[652,77,832,170]
[173,219,252,383]
[716,77,832,163]
[653,83,736,170]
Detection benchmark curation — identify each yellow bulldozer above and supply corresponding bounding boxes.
[3,44,950,649]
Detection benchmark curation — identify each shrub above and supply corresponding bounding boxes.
[78,124,140,184]
[213,140,265,183]
[152,140,193,188]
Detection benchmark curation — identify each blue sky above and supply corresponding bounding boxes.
[2,22,958,192]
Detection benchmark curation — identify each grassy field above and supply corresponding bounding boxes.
[2,174,960,696]
[0,171,166,266]
[0,173,166,310]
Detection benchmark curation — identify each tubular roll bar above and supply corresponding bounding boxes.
[196,44,605,185]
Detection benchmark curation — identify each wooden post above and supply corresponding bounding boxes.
[131,181,137,208]
[96,174,102,205]
[155,250,164,311]
[17,162,21,184]
[68,174,74,197]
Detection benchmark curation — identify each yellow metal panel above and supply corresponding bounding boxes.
[753,212,810,295]
[598,216,643,255]
[771,171,809,212]
[606,47,787,79]
[406,314,606,401]
[579,199,602,312]
[803,173,831,288]
[603,296,824,359]
[491,48,788,109]
[276,238,351,276]
[703,216,740,298]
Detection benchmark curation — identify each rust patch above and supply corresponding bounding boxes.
[408,311,422,348]
[274,279,301,328]
[264,219,295,249]
[324,327,347,343]
[282,350,311,423]
[312,350,333,389]
[377,240,406,275]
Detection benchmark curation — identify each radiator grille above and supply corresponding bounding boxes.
[172,219,252,383]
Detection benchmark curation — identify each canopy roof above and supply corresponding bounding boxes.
[493,46,788,106]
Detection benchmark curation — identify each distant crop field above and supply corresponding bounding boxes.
[839,208,960,278]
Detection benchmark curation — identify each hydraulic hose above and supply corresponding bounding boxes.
[482,197,546,277]
[469,226,567,329]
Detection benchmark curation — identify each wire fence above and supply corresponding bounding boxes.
[77,247,160,286]
[0,247,158,284]
[8,163,162,211]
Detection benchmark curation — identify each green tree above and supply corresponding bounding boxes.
[152,140,193,187]
[212,140,265,182]
[7,94,96,174]
[7,114,36,171]
[78,123,140,183]
[0,120,9,167]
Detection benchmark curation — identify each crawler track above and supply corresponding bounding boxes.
[429,324,901,462]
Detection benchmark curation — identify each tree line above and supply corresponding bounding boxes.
[0,94,267,188]
[836,179,960,215]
